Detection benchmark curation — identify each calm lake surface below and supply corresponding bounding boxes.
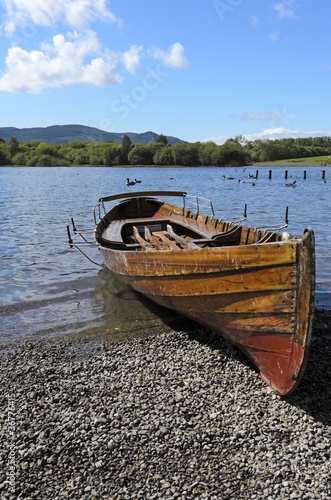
[1,165,330,349]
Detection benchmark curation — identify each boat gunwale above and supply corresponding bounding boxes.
[95,195,302,252]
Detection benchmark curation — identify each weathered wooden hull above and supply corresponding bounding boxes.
[94,192,315,395]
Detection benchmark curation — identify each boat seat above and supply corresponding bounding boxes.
[187,225,243,247]
[255,231,277,244]
[166,225,201,250]
[129,221,243,250]
[122,218,170,243]
[132,225,181,251]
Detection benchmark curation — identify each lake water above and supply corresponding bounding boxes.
[1,165,330,349]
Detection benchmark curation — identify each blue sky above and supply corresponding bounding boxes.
[0,0,330,143]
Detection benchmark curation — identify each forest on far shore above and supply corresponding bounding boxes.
[1,133,331,167]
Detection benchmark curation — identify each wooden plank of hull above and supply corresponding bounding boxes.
[146,298,295,335]
[145,290,296,314]
[121,265,296,297]
[100,241,297,277]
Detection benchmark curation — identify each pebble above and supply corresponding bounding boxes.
[0,309,330,499]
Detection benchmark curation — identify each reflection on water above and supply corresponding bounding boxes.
[71,269,185,342]
[0,165,330,348]
[0,269,184,349]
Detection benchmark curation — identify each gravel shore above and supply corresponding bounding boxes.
[1,309,330,499]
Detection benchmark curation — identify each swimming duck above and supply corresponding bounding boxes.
[284,180,296,187]
[126,178,136,186]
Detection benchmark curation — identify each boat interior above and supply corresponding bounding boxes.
[94,194,300,252]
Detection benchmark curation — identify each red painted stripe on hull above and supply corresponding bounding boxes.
[174,309,305,395]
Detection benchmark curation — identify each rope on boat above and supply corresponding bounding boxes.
[67,224,106,268]
[72,244,106,268]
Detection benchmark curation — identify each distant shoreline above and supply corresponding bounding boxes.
[251,161,322,167]
[1,160,330,168]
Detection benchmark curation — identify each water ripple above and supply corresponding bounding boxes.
[1,165,330,347]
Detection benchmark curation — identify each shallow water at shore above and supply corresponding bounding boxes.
[0,165,330,348]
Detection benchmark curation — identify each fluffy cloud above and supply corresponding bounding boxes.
[272,1,297,20]
[244,127,299,141]
[0,2,189,93]
[2,0,118,34]
[151,42,189,69]
[122,45,143,74]
[0,31,122,93]
[0,35,189,93]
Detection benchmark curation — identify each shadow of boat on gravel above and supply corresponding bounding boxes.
[157,302,331,427]
[284,308,331,426]
[86,270,331,425]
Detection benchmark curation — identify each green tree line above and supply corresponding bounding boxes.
[1,133,331,167]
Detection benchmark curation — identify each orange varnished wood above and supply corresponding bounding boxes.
[132,226,154,251]
[94,192,315,395]
[142,289,296,314]
[153,231,181,250]
[102,242,297,277]
[145,300,295,334]
[120,265,297,296]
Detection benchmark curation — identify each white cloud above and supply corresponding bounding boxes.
[151,42,189,69]
[0,3,189,93]
[244,127,299,141]
[0,33,189,93]
[272,1,297,20]
[0,31,122,93]
[2,0,118,34]
[122,45,142,74]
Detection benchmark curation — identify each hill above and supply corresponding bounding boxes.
[0,125,182,145]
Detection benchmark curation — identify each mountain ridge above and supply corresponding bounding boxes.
[0,124,183,145]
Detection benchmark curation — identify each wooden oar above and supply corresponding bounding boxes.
[144,227,168,250]
[166,224,201,250]
[132,226,154,251]
[153,231,181,250]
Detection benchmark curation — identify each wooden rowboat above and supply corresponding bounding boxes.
[69,190,315,395]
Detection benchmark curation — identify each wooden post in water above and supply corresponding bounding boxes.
[269,170,272,179]
[322,170,325,180]
[303,170,306,180]
[285,170,288,179]
[255,170,259,179]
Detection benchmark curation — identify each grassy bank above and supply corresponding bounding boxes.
[254,155,331,167]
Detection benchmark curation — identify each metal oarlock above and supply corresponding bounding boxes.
[231,204,247,224]
[257,206,289,232]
